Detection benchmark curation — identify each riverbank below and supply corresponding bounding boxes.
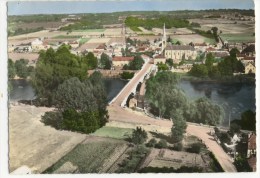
[88,69,137,78]
[179,74,255,85]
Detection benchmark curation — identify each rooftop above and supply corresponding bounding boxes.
[112,56,134,61]
[165,45,195,51]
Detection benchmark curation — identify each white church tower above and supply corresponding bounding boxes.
[161,23,167,53]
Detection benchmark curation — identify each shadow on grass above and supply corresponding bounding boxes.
[149,131,175,144]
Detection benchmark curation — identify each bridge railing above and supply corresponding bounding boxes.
[109,58,152,106]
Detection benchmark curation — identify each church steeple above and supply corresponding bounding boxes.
[161,23,167,53]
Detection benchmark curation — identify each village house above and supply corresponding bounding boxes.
[247,132,256,171]
[31,38,44,51]
[153,54,166,65]
[69,41,79,49]
[112,56,134,67]
[14,43,32,53]
[244,62,256,74]
[194,42,208,52]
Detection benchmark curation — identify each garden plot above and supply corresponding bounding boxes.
[92,126,133,139]
[44,137,129,173]
[147,149,206,169]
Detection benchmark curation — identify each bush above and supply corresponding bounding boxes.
[120,72,135,80]
[187,143,202,153]
[146,138,157,147]
[131,127,148,144]
[155,139,167,149]
[173,142,183,151]
[41,111,63,129]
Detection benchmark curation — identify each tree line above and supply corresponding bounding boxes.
[125,16,190,30]
[8,58,34,79]
[145,71,224,143]
[28,45,108,134]
[189,48,245,79]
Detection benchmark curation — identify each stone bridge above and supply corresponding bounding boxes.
[109,56,155,107]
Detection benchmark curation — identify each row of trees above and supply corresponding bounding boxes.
[125,16,190,30]
[41,72,108,134]
[8,58,34,79]
[145,71,224,143]
[189,49,244,79]
[31,45,108,134]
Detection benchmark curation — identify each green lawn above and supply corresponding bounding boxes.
[220,33,255,43]
[44,139,124,173]
[73,29,105,32]
[92,126,133,139]
[79,38,90,45]
[53,35,82,39]
[130,26,142,32]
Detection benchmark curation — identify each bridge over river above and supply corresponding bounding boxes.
[107,56,237,172]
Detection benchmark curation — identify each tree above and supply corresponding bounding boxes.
[167,36,172,43]
[146,138,157,147]
[14,58,30,78]
[189,64,208,77]
[54,77,98,112]
[234,155,252,172]
[32,47,87,106]
[84,52,98,69]
[240,110,256,131]
[171,110,187,143]
[166,58,174,68]
[188,97,224,126]
[8,59,16,79]
[128,55,144,70]
[145,72,187,119]
[100,53,111,69]
[157,62,169,71]
[155,139,167,148]
[205,53,214,69]
[131,127,148,144]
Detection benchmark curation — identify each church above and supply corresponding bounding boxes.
[154,24,197,64]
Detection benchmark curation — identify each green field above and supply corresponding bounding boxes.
[73,29,105,32]
[130,26,142,32]
[53,35,82,39]
[44,139,125,173]
[220,33,255,43]
[92,126,133,139]
[79,38,90,45]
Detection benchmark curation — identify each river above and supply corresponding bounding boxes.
[179,80,255,126]
[9,79,255,126]
[9,78,128,103]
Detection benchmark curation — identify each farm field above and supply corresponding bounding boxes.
[9,105,87,173]
[8,53,39,63]
[190,18,254,34]
[171,34,213,44]
[44,137,129,173]
[220,33,255,43]
[92,126,133,139]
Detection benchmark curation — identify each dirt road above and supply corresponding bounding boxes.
[108,102,237,172]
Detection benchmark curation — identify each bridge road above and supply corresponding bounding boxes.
[110,58,153,106]
[107,57,237,172]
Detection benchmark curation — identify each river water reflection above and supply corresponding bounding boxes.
[9,78,128,103]
[9,79,255,127]
[179,80,256,126]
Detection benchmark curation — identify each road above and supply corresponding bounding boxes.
[107,58,237,172]
[110,59,153,106]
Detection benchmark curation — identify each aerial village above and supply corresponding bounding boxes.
[8,10,256,174]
